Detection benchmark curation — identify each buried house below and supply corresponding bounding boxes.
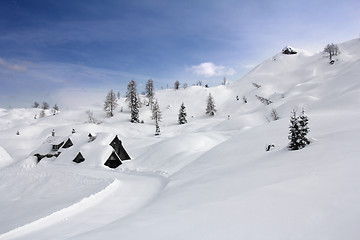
[33,132,131,169]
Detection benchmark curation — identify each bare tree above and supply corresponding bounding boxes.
[270,108,280,121]
[243,96,248,103]
[252,82,261,89]
[256,95,272,105]
[33,101,39,108]
[39,110,46,118]
[174,80,180,90]
[145,79,155,108]
[152,99,162,136]
[42,102,50,110]
[324,43,339,61]
[104,89,118,117]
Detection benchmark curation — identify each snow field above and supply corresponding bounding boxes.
[0,38,359,239]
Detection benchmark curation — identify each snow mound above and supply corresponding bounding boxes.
[0,146,13,168]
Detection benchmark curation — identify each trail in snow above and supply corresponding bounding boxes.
[0,172,166,240]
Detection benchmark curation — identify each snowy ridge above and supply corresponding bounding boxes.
[0,179,121,240]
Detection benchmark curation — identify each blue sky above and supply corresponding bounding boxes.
[0,0,359,108]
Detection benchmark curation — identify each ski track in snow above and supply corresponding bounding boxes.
[0,170,167,240]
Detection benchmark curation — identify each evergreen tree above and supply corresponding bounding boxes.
[152,100,162,135]
[145,79,155,108]
[178,102,187,124]
[104,89,118,117]
[288,109,310,150]
[206,93,216,116]
[126,80,140,123]
[298,109,310,145]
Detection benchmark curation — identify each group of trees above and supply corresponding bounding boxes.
[323,43,339,61]
[33,101,59,118]
[102,78,311,150]
[102,78,220,135]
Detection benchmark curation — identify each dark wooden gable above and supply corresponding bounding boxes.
[104,151,122,168]
[62,138,73,149]
[109,135,131,161]
[73,152,85,163]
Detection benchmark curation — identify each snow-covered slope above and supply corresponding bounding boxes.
[0,38,360,240]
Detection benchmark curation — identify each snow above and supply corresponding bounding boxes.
[0,38,360,240]
[0,146,13,168]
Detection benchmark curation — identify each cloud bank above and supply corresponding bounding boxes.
[189,62,235,77]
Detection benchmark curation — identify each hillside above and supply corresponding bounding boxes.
[0,39,360,240]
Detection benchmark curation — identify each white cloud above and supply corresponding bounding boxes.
[0,57,27,72]
[189,62,235,77]
[244,64,256,69]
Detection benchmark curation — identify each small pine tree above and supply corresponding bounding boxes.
[178,102,187,124]
[104,89,118,117]
[126,80,140,123]
[206,93,216,116]
[288,109,310,150]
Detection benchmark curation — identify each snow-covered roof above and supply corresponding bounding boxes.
[46,136,66,145]
[51,132,122,168]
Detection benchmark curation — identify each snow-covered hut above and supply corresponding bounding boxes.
[282,46,297,55]
[33,132,131,168]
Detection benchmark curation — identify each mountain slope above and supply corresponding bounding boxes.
[0,39,359,240]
